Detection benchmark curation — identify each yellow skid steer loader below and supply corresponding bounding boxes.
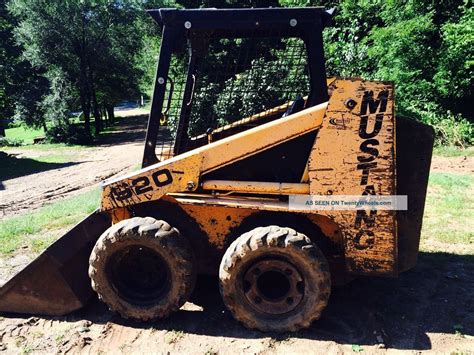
[0,7,434,332]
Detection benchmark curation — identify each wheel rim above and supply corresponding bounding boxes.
[243,259,304,315]
[107,245,170,306]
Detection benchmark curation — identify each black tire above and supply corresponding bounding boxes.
[219,226,331,332]
[89,217,196,321]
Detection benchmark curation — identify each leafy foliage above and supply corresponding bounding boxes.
[7,0,146,137]
[1,0,472,146]
[0,136,23,147]
[434,6,473,103]
[322,0,473,146]
[46,123,93,145]
[214,43,309,127]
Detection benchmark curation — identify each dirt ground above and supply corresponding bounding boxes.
[1,115,474,353]
[0,114,148,218]
[430,155,474,174]
[0,255,473,354]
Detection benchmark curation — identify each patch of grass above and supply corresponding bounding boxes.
[0,188,100,255]
[421,172,474,244]
[351,344,364,352]
[433,146,474,157]
[15,336,26,347]
[34,153,75,163]
[2,143,92,151]
[54,333,65,346]
[31,331,44,339]
[165,330,185,344]
[5,126,44,144]
[119,343,132,353]
[1,143,88,153]
[20,346,33,355]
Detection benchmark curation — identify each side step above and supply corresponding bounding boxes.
[0,210,110,316]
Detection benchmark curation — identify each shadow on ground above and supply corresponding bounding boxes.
[0,115,151,185]
[98,115,172,148]
[0,151,81,184]
[31,251,467,351]
[98,115,147,146]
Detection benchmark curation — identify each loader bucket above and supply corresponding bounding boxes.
[0,210,110,316]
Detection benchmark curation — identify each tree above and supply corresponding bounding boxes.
[368,11,437,114]
[0,0,38,135]
[435,5,473,121]
[3,0,472,147]
[8,0,144,137]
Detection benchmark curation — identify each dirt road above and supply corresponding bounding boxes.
[0,115,147,218]
[431,154,474,174]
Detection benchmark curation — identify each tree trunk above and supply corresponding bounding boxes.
[79,53,91,137]
[86,59,102,135]
[92,99,101,135]
[106,104,115,123]
[80,88,91,135]
[0,120,5,137]
[103,105,108,127]
[79,8,91,138]
[90,84,101,135]
[84,106,91,135]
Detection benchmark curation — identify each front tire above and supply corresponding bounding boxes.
[219,226,331,332]
[89,217,196,321]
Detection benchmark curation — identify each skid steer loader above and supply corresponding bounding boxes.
[0,7,434,332]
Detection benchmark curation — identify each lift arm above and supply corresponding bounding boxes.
[101,102,328,211]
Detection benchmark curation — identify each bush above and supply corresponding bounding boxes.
[0,137,24,147]
[45,124,92,145]
[429,114,473,147]
[6,120,21,129]
[400,102,473,147]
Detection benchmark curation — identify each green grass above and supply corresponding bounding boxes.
[32,153,75,163]
[421,172,474,244]
[433,146,474,157]
[5,126,45,144]
[2,143,93,152]
[3,125,92,151]
[0,189,100,254]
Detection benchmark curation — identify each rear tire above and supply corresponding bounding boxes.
[219,226,331,332]
[89,217,196,321]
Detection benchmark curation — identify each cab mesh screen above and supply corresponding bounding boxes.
[156,33,310,160]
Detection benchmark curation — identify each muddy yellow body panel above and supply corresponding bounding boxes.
[309,79,397,275]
